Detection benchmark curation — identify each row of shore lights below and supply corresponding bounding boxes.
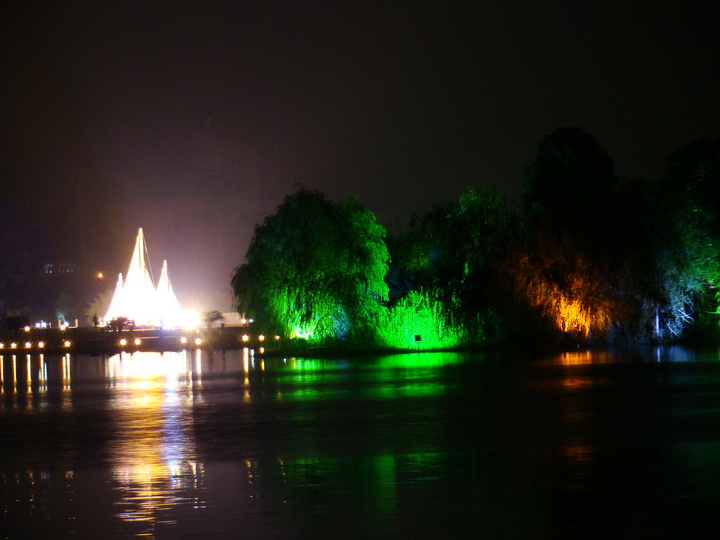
[0,338,202,349]
[0,334,280,350]
[0,324,73,348]
[0,340,71,350]
[119,334,280,347]
[118,336,203,347]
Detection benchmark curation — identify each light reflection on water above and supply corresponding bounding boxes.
[101,351,200,533]
[1,347,720,538]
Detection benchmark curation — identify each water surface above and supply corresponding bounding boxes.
[2,347,720,538]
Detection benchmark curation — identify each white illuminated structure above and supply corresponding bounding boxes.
[105,228,186,327]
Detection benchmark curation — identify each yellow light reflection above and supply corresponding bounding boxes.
[106,351,202,533]
[558,350,613,366]
[107,351,187,380]
[39,354,47,389]
[194,349,202,377]
[560,351,594,366]
[62,354,71,388]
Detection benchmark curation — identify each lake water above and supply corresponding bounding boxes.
[1,346,720,538]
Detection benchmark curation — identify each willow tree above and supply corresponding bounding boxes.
[232,188,389,344]
[514,128,621,344]
[656,138,720,339]
[384,187,512,347]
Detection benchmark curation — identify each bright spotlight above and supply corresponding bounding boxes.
[182,309,200,329]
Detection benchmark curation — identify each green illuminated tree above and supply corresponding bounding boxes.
[387,187,512,346]
[385,201,454,302]
[655,138,720,338]
[436,187,511,341]
[232,187,389,344]
[378,289,463,350]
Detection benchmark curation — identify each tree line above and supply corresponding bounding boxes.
[232,127,720,350]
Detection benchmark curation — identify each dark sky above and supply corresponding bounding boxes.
[2,0,719,309]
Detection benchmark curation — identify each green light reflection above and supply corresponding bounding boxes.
[278,352,465,402]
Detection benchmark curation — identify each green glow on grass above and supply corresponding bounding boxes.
[379,290,463,349]
[292,324,315,340]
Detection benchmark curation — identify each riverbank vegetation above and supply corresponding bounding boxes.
[233,128,720,350]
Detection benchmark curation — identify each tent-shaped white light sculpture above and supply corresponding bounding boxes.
[104,228,185,327]
[156,260,185,328]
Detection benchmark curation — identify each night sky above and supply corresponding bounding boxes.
[2,1,719,311]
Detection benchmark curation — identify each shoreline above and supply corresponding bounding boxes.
[1,326,705,358]
[0,326,256,356]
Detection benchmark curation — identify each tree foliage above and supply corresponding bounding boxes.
[386,187,510,345]
[232,188,389,344]
[231,132,720,350]
[378,289,463,350]
[202,310,225,328]
[385,201,455,303]
[510,132,720,345]
[656,138,720,339]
